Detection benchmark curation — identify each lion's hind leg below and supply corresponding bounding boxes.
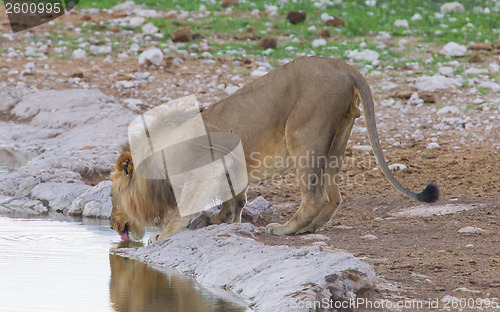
[265,121,335,235]
[294,116,355,234]
[266,94,358,236]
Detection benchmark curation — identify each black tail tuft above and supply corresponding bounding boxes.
[416,183,439,203]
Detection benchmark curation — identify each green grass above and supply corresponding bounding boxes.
[76,0,499,43]
[69,0,499,65]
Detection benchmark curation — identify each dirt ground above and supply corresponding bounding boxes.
[1,7,500,311]
[248,144,500,310]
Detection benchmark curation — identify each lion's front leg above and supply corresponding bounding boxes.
[148,215,192,244]
[210,189,247,224]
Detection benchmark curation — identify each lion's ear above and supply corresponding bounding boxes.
[115,152,134,176]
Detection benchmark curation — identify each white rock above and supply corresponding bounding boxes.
[119,223,376,312]
[129,43,140,53]
[89,45,112,56]
[441,2,464,13]
[437,106,460,114]
[265,5,278,16]
[388,163,408,170]
[312,38,327,48]
[69,181,112,218]
[72,48,86,59]
[360,234,378,241]
[411,13,422,21]
[464,68,489,75]
[465,244,474,248]
[414,74,461,91]
[129,16,146,27]
[24,62,35,71]
[122,98,144,111]
[392,204,482,218]
[440,42,467,57]
[458,226,484,234]
[394,19,409,28]
[441,295,461,305]
[138,47,164,66]
[408,92,424,105]
[346,49,380,62]
[241,196,274,223]
[0,89,135,205]
[135,9,160,18]
[307,25,317,32]
[113,1,137,11]
[320,13,332,22]
[427,142,440,149]
[365,0,376,7]
[438,66,454,76]
[224,85,240,95]
[0,197,47,215]
[302,234,330,241]
[115,80,135,88]
[250,69,267,77]
[142,22,159,34]
[31,182,91,213]
[352,145,372,151]
[490,62,500,73]
[477,81,500,92]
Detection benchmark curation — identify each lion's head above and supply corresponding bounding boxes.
[110,147,177,241]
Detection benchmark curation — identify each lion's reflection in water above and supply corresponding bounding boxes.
[109,253,246,312]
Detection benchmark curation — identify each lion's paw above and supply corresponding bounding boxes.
[210,211,223,225]
[265,223,291,236]
[148,232,162,244]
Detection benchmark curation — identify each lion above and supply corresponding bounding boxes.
[110,56,439,243]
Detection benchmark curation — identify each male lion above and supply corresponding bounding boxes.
[110,56,438,243]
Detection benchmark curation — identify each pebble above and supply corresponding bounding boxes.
[346,49,380,62]
[394,19,409,28]
[72,49,86,59]
[427,142,440,149]
[89,45,112,56]
[458,226,484,234]
[312,38,327,48]
[477,81,500,92]
[142,23,159,34]
[441,2,464,13]
[437,106,460,115]
[440,42,467,57]
[388,163,408,170]
[411,13,422,21]
[438,66,454,76]
[250,69,267,77]
[224,85,240,95]
[129,16,146,27]
[138,48,163,66]
[360,234,378,241]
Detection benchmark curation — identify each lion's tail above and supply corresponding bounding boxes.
[352,75,439,203]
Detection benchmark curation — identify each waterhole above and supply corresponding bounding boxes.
[0,216,247,312]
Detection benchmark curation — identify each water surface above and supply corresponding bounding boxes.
[0,217,246,312]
